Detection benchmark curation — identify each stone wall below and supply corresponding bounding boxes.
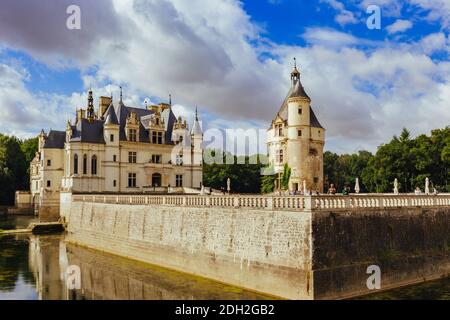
[64,199,313,299]
[63,193,450,299]
[312,207,450,299]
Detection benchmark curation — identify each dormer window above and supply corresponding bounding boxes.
[128,129,137,142]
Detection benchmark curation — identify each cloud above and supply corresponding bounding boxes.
[0,0,125,68]
[301,28,378,49]
[0,0,448,155]
[386,19,413,34]
[321,0,358,26]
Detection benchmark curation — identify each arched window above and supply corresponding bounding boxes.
[83,154,87,175]
[152,173,162,187]
[74,154,78,175]
[91,155,97,175]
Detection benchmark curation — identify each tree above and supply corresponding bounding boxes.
[280,163,291,190]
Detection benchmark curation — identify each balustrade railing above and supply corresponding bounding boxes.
[71,193,450,211]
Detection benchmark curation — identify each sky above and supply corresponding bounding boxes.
[0,0,448,154]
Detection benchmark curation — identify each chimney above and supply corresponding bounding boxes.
[99,96,112,118]
[76,108,86,123]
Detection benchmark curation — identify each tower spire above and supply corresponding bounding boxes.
[120,86,123,103]
[291,57,300,85]
[87,89,95,122]
[169,94,172,106]
[195,106,198,121]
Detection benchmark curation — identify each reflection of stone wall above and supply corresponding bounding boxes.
[66,245,269,300]
[65,202,313,300]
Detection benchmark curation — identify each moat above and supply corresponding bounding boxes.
[1,216,449,300]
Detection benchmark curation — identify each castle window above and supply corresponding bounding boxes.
[47,159,51,167]
[128,152,137,163]
[91,155,97,175]
[276,124,283,137]
[113,180,117,187]
[113,155,117,162]
[83,154,87,174]
[152,155,162,164]
[47,180,51,188]
[156,118,159,125]
[110,134,114,142]
[276,149,283,163]
[309,148,318,156]
[298,130,302,137]
[128,129,137,142]
[128,173,137,188]
[176,174,183,187]
[74,154,78,175]
[158,132,163,144]
[314,177,319,183]
[298,107,302,115]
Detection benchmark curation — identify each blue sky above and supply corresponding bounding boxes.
[0,0,448,154]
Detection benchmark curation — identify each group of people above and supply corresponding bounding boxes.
[327,183,351,195]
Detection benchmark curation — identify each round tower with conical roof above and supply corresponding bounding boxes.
[267,59,325,192]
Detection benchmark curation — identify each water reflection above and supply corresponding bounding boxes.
[1,232,449,300]
[1,234,272,300]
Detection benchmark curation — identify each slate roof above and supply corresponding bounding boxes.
[67,101,178,145]
[43,130,66,149]
[276,77,324,129]
[70,119,106,144]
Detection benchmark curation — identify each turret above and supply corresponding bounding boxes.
[191,107,203,166]
[103,105,120,146]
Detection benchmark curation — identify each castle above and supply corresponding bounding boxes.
[267,62,325,192]
[30,90,203,220]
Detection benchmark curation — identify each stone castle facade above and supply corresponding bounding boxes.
[30,90,203,220]
[267,63,325,192]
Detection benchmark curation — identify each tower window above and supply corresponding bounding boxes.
[276,149,283,163]
[113,155,117,162]
[83,154,87,174]
[91,155,97,175]
[74,154,78,174]
[176,154,183,166]
[110,134,114,142]
[47,180,51,188]
[309,148,318,156]
[47,159,51,167]
[298,107,302,114]
[298,130,302,137]
[113,180,117,187]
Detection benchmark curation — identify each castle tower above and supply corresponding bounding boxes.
[190,108,203,188]
[267,59,325,192]
[103,104,120,192]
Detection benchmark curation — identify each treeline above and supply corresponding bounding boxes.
[0,134,38,205]
[204,127,450,194]
[325,127,450,193]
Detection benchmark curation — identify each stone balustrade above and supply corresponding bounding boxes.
[71,193,450,211]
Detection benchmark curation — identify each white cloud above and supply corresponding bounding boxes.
[386,19,413,34]
[321,0,358,26]
[0,0,449,155]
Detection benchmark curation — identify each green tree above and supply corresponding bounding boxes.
[280,163,291,190]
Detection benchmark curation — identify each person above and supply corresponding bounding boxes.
[328,184,337,195]
[342,185,350,196]
[414,187,421,195]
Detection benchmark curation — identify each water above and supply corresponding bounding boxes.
[0,216,449,300]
